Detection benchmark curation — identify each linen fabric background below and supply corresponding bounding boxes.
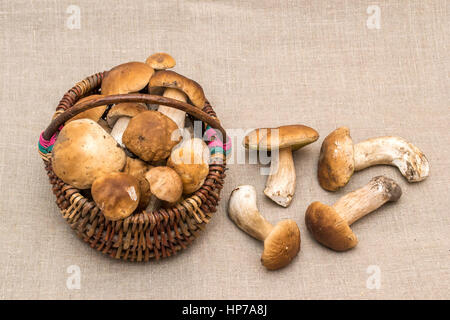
[0,0,449,299]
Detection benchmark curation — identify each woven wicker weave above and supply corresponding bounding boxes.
[39,72,227,262]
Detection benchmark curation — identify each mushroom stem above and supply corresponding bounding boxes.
[353,136,429,182]
[264,147,296,207]
[158,88,188,129]
[332,176,402,225]
[228,185,274,241]
[110,116,131,147]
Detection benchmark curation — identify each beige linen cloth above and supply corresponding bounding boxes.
[0,0,449,299]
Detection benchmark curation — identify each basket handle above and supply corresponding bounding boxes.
[42,93,227,141]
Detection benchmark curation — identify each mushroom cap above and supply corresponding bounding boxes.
[144,166,183,203]
[122,110,181,162]
[145,52,176,70]
[167,138,210,194]
[101,62,154,95]
[106,102,148,127]
[91,172,140,221]
[66,95,106,123]
[243,125,319,151]
[149,70,206,108]
[261,219,301,270]
[305,201,358,251]
[123,157,153,210]
[51,119,126,189]
[318,127,355,191]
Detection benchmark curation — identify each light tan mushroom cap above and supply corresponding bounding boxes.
[244,125,319,151]
[145,53,176,70]
[66,95,106,123]
[124,157,153,210]
[318,127,355,191]
[122,110,181,162]
[92,172,140,221]
[261,219,301,270]
[106,102,148,127]
[101,62,154,95]
[167,138,210,194]
[145,167,183,204]
[51,119,126,189]
[149,70,206,108]
[305,201,358,251]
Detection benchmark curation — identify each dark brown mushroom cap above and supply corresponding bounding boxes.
[123,157,153,210]
[261,219,301,270]
[318,127,355,191]
[91,172,140,221]
[305,201,358,251]
[149,70,206,108]
[106,102,148,127]
[101,62,154,95]
[145,53,176,70]
[66,95,106,123]
[244,125,319,151]
[122,110,181,162]
[145,166,183,204]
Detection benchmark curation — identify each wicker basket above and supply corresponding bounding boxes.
[38,72,228,262]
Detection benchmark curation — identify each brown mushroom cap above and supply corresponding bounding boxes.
[106,102,148,127]
[92,172,140,221]
[261,220,301,270]
[244,125,319,151]
[144,166,183,204]
[318,127,355,191]
[123,157,153,210]
[167,138,210,194]
[149,70,206,108]
[305,201,358,251]
[101,62,154,95]
[51,119,126,189]
[145,53,176,70]
[122,110,181,162]
[66,95,106,123]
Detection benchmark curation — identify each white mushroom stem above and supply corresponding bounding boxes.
[110,116,131,148]
[264,147,296,208]
[158,88,188,129]
[332,176,402,225]
[228,185,274,241]
[353,136,429,182]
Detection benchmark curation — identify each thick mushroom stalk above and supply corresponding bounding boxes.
[158,88,188,129]
[264,147,296,207]
[110,117,131,147]
[353,136,429,182]
[305,176,402,251]
[228,185,301,270]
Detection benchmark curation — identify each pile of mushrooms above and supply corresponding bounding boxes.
[51,53,211,221]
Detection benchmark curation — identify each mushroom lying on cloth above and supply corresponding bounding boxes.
[228,185,301,270]
[106,102,148,147]
[123,157,152,210]
[167,138,210,194]
[145,52,176,70]
[51,119,126,189]
[244,125,319,207]
[92,172,140,221]
[122,110,181,162]
[145,166,183,207]
[101,62,154,95]
[305,176,402,251]
[318,127,430,191]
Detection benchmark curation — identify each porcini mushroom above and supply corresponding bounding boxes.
[145,166,183,206]
[157,88,188,129]
[228,185,301,270]
[123,157,152,210]
[149,70,206,108]
[167,138,210,194]
[244,125,319,207]
[305,176,402,251]
[51,119,126,189]
[101,62,154,95]
[66,95,106,123]
[122,110,181,162]
[318,127,430,191]
[92,172,140,221]
[145,52,176,70]
[106,102,148,147]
